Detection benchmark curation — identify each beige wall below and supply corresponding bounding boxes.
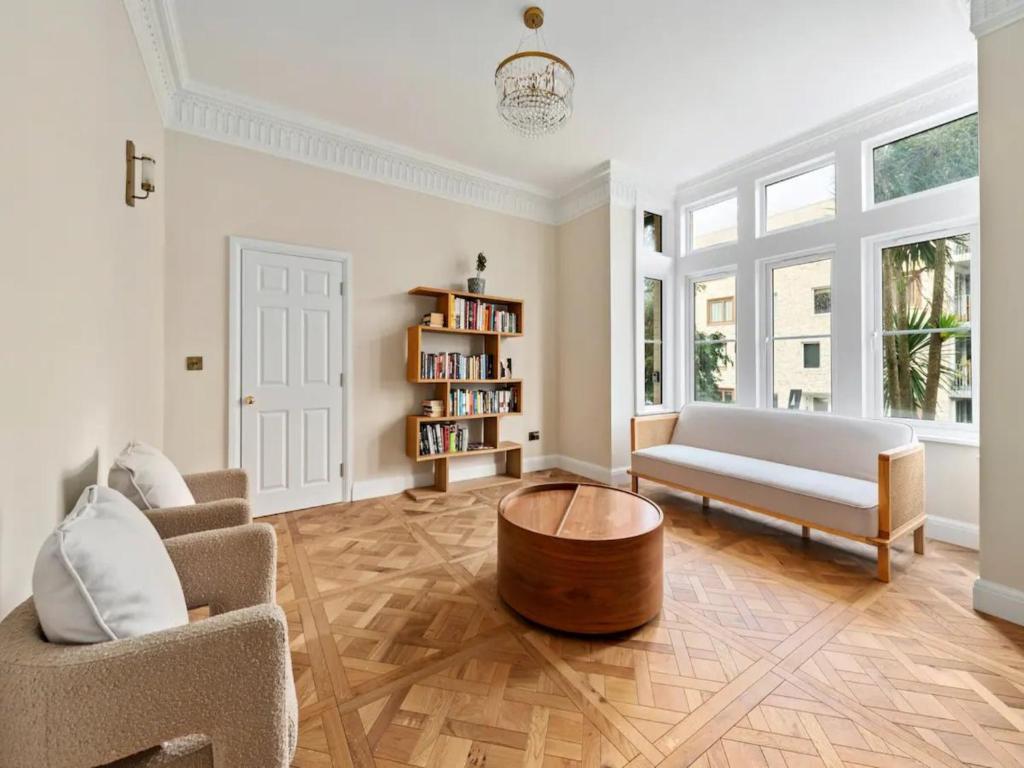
[0,2,165,613]
[556,207,612,469]
[978,20,1024,594]
[163,132,559,486]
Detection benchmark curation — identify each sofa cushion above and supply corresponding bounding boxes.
[632,444,879,538]
[32,485,188,643]
[109,441,195,510]
[670,404,914,482]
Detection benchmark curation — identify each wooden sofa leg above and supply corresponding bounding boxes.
[630,475,639,493]
[877,544,891,583]
[701,496,710,512]
[913,525,926,555]
[801,525,810,540]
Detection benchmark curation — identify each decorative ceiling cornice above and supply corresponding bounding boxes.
[971,0,1024,36]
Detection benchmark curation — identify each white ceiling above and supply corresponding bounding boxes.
[169,0,975,195]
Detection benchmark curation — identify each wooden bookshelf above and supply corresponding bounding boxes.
[406,286,524,498]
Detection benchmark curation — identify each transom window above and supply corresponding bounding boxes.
[879,232,974,425]
[765,255,832,412]
[692,274,737,404]
[762,162,836,234]
[689,195,738,251]
[872,113,978,205]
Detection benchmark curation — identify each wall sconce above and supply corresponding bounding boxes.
[125,140,156,207]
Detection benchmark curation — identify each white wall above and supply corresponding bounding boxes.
[673,73,981,543]
[163,132,559,495]
[0,2,166,613]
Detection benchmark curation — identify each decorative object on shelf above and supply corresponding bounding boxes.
[125,140,156,207]
[468,252,487,294]
[494,6,574,138]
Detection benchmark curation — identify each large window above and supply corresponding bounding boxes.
[873,114,978,205]
[643,278,663,406]
[765,256,832,412]
[689,195,738,251]
[692,273,736,403]
[763,162,836,234]
[879,232,974,425]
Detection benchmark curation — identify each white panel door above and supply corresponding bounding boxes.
[240,248,344,516]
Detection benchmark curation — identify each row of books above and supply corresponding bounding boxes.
[419,352,493,380]
[418,423,490,456]
[451,298,518,333]
[449,387,518,416]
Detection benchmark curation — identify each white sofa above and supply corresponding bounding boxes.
[629,404,925,581]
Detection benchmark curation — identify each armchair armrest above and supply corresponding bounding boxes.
[183,469,249,503]
[0,602,296,768]
[878,443,925,537]
[630,413,678,452]
[144,498,251,539]
[164,524,277,614]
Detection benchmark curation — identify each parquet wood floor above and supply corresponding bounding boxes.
[264,469,1024,768]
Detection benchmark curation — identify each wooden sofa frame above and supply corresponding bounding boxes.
[629,414,926,582]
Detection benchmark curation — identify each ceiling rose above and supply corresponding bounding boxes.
[494,6,574,138]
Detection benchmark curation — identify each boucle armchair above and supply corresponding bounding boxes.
[0,524,297,768]
[143,469,251,539]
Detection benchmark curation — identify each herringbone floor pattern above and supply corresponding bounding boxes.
[265,469,1024,767]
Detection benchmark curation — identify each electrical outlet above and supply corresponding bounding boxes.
[185,356,203,371]
[528,431,540,441]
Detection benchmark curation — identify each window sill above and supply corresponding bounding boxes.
[916,431,979,448]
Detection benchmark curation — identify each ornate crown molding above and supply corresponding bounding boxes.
[972,0,1024,36]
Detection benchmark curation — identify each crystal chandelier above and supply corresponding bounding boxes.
[494,7,574,138]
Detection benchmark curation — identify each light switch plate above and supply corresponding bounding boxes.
[186,356,203,371]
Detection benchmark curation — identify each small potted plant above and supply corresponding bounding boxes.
[468,252,487,294]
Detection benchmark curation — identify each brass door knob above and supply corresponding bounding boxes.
[243,395,256,405]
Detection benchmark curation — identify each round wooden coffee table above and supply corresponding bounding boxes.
[497,482,663,634]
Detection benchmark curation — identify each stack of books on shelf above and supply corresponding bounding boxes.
[419,352,493,380]
[451,297,518,333]
[421,312,444,328]
[419,422,471,456]
[449,387,518,416]
[421,400,444,417]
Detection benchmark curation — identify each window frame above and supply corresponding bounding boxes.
[635,201,676,415]
[862,104,979,212]
[685,266,739,407]
[862,218,980,441]
[756,154,837,238]
[642,277,665,408]
[757,247,836,412]
[706,296,735,326]
[684,189,739,255]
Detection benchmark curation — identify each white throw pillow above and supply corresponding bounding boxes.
[108,441,195,510]
[32,485,189,644]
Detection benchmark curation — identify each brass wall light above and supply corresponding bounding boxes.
[125,140,156,206]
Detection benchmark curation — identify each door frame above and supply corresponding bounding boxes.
[227,236,354,504]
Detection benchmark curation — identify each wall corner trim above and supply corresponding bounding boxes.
[973,578,1024,626]
[972,0,1024,37]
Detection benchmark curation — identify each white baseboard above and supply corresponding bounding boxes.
[554,455,614,485]
[926,515,979,550]
[974,578,1024,626]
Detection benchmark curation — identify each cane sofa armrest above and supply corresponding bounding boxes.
[144,498,251,540]
[164,524,276,614]
[630,413,678,452]
[182,469,248,504]
[878,443,925,537]
[0,601,296,768]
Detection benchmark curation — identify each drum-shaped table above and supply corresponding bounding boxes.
[497,482,663,634]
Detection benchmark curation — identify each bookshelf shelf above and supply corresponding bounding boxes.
[406,286,524,496]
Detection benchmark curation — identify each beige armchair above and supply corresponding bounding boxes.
[0,524,297,768]
[142,469,251,539]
